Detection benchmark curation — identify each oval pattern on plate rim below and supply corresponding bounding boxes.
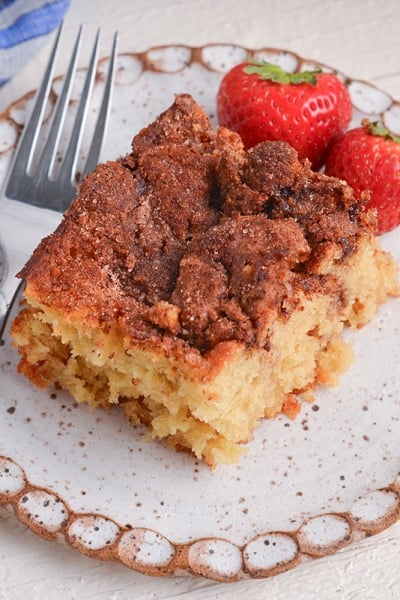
[243,532,299,577]
[298,514,352,557]
[16,489,68,540]
[117,527,176,575]
[187,538,242,582]
[350,488,400,533]
[146,45,193,73]
[0,42,399,582]
[0,456,26,500]
[68,514,121,555]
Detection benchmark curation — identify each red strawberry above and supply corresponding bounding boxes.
[216,60,352,170]
[325,120,400,233]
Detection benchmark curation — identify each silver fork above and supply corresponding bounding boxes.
[4,25,117,211]
[0,25,117,334]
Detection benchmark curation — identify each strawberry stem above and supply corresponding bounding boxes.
[362,119,400,143]
[243,60,321,85]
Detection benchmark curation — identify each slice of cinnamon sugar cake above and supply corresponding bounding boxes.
[11,94,399,467]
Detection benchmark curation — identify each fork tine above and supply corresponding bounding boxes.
[5,25,62,196]
[83,32,118,176]
[58,29,100,191]
[35,26,83,181]
[4,26,117,213]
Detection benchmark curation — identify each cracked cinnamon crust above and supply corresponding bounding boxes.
[11,94,399,466]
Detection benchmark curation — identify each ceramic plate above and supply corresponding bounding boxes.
[0,45,399,582]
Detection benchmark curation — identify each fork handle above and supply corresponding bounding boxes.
[0,238,10,330]
[0,240,21,339]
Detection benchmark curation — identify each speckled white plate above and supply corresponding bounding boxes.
[0,45,400,582]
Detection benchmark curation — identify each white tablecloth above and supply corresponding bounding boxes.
[1,0,399,598]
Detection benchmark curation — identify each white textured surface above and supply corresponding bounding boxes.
[1,0,400,597]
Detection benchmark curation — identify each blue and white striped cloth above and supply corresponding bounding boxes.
[0,0,70,86]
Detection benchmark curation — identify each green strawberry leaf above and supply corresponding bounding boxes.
[243,60,322,85]
[362,119,400,143]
